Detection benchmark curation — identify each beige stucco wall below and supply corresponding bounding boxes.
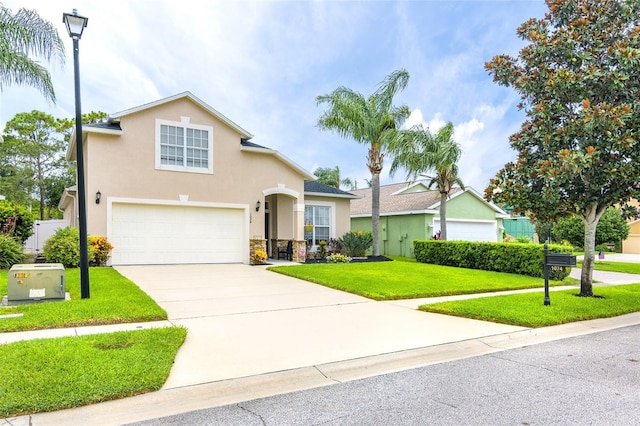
[82,97,305,241]
[275,195,295,240]
[623,220,640,254]
[621,200,640,254]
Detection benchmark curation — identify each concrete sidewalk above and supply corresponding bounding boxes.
[569,266,640,285]
[3,264,640,425]
[579,253,640,263]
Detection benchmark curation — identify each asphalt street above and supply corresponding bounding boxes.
[127,324,640,426]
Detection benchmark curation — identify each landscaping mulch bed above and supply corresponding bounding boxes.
[305,255,392,264]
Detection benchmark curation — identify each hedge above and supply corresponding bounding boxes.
[413,240,572,280]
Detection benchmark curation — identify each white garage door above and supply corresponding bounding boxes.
[434,219,497,242]
[110,203,245,265]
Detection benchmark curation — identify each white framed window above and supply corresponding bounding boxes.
[155,119,213,174]
[304,201,335,246]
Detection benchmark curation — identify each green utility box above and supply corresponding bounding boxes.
[8,263,66,303]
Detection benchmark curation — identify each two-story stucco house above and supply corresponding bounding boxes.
[59,92,355,265]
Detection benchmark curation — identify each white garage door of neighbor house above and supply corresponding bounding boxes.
[434,220,497,242]
[110,203,244,265]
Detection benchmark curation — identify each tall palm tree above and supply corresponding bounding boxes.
[0,5,65,103]
[317,69,411,256]
[390,122,464,240]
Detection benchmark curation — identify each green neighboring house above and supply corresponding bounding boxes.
[350,181,509,257]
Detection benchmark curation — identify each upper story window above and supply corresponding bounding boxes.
[155,119,213,174]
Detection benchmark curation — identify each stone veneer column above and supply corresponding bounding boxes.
[249,239,267,264]
[292,240,306,263]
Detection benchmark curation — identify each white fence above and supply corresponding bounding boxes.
[23,219,69,254]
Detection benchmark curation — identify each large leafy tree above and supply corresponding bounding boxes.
[0,4,65,103]
[317,69,411,255]
[0,110,107,219]
[2,111,66,219]
[0,162,31,205]
[389,122,464,240]
[553,207,629,249]
[484,0,640,296]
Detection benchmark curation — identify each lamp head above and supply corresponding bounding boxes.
[63,9,88,39]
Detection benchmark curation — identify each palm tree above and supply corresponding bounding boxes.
[313,165,356,190]
[317,69,411,256]
[313,166,341,188]
[390,122,464,240]
[0,5,65,103]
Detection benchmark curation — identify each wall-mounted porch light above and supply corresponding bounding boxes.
[95,190,101,204]
[255,200,261,212]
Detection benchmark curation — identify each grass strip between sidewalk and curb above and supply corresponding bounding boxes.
[0,267,167,333]
[419,283,640,328]
[0,327,187,418]
[578,260,640,275]
[268,260,574,301]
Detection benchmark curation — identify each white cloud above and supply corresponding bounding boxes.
[1,0,546,194]
[405,109,424,129]
[400,104,518,191]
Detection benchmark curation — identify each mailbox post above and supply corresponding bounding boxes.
[543,243,577,306]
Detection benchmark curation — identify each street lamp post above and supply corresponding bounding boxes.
[63,9,90,299]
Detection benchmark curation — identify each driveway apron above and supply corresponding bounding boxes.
[114,264,525,389]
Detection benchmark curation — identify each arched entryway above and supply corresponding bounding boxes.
[261,185,306,262]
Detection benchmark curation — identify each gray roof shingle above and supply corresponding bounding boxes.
[304,181,358,198]
[84,121,122,131]
[350,181,462,216]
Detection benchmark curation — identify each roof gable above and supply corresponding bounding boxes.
[241,141,315,180]
[67,92,253,161]
[350,181,507,217]
[392,181,432,195]
[351,181,445,216]
[429,187,507,215]
[67,92,317,180]
[109,92,253,139]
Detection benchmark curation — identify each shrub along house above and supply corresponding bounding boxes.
[59,92,353,265]
[350,181,509,257]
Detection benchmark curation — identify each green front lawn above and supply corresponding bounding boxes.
[0,327,186,417]
[271,258,640,329]
[0,266,184,417]
[420,284,640,328]
[0,267,167,333]
[578,260,640,275]
[269,260,574,301]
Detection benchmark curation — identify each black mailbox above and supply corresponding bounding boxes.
[545,253,577,267]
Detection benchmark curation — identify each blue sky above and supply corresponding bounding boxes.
[1,0,549,192]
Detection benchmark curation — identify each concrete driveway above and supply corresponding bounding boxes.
[114,264,526,390]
